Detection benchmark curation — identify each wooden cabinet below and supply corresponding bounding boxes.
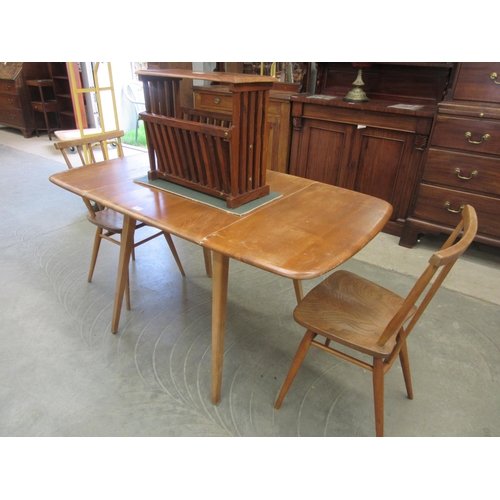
[193,85,293,173]
[288,95,436,236]
[0,62,51,137]
[289,63,454,236]
[401,62,500,248]
[289,97,434,235]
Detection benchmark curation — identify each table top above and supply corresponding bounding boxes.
[137,69,277,85]
[50,154,392,280]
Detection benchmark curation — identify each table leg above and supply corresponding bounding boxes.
[211,250,229,405]
[293,279,303,303]
[111,215,136,333]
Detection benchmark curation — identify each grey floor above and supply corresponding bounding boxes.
[1,127,499,439]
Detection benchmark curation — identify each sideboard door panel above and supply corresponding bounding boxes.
[350,127,419,222]
[291,119,353,186]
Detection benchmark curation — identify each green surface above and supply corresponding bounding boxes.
[123,122,147,147]
[134,175,282,215]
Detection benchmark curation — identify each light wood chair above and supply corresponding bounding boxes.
[54,131,185,309]
[275,205,478,436]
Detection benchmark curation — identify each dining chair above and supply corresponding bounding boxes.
[54,131,185,309]
[274,205,478,436]
[123,82,146,145]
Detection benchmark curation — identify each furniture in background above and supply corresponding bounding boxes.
[137,69,277,208]
[288,62,456,237]
[275,205,478,437]
[401,62,500,249]
[123,81,146,143]
[26,79,59,140]
[48,62,88,131]
[54,131,185,310]
[49,157,392,404]
[0,62,53,137]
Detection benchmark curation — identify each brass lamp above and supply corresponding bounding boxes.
[344,63,372,103]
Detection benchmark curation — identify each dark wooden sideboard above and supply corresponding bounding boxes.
[401,62,500,248]
[288,62,455,237]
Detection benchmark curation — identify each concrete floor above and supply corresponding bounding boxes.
[1,126,499,440]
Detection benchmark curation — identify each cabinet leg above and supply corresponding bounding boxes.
[399,222,420,248]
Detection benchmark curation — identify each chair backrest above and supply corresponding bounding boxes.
[54,130,125,169]
[124,82,146,114]
[377,205,478,348]
[54,130,125,216]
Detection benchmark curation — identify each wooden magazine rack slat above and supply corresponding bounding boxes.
[137,69,276,208]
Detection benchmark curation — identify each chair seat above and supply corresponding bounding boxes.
[293,270,416,358]
[87,208,125,233]
[87,208,148,234]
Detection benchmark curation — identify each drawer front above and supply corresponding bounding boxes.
[431,115,500,155]
[0,106,24,126]
[0,80,17,94]
[413,184,500,237]
[195,90,283,119]
[424,148,500,196]
[454,63,500,104]
[194,91,233,113]
[0,92,20,108]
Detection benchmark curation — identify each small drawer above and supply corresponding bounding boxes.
[0,92,20,108]
[0,106,23,126]
[195,92,233,112]
[0,80,17,94]
[453,63,500,104]
[424,148,500,196]
[431,115,500,155]
[412,184,500,237]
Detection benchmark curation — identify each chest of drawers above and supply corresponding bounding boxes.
[400,63,500,248]
[0,62,51,138]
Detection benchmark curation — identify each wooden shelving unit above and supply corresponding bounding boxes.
[48,62,87,131]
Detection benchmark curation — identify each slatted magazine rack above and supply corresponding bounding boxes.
[137,69,276,208]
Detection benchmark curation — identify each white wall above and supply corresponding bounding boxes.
[110,62,137,133]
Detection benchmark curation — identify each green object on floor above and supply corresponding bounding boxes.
[122,122,147,147]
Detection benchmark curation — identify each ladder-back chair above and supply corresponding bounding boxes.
[275,205,478,436]
[54,131,185,309]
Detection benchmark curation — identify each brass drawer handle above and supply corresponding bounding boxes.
[454,168,478,180]
[465,131,490,144]
[445,201,465,213]
[214,98,221,104]
[490,72,500,84]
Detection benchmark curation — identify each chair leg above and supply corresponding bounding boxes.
[203,248,212,277]
[275,329,315,409]
[398,339,414,400]
[88,228,103,282]
[163,232,185,276]
[372,357,385,437]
